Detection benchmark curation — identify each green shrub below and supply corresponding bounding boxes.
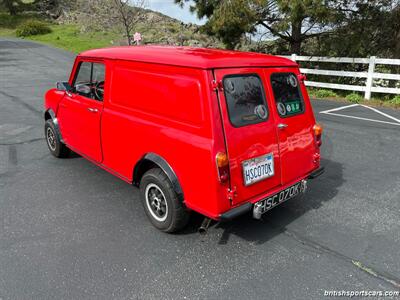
[0,13,16,27]
[0,13,37,28]
[390,95,400,105]
[346,93,363,103]
[16,19,52,37]
[313,89,338,98]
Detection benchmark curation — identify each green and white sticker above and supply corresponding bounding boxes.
[285,101,302,115]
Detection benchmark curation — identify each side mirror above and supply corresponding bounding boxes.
[56,81,72,92]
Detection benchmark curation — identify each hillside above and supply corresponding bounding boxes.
[58,5,221,48]
[0,0,222,53]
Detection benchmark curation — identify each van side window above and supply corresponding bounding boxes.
[73,62,105,101]
[271,73,304,117]
[223,75,269,127]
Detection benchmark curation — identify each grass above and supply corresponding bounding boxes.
[28,25,121,53]
[345,92,363,103]
[308,88,400,109]
[0,12,121,53]
[0,12,40,27]
[309,89,338,98]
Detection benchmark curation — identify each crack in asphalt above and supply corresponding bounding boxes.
[0,137,44,146]
[8,145,17,165]
[271,223,400,289]
[0,90,42,116]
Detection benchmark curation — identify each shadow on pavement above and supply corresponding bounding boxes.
[203,158,344,244]
[60,150,343,243]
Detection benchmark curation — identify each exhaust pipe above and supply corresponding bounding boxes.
[198,217,212,234]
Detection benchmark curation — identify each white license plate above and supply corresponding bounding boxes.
[242,153,274,186]
[253,181,304,217]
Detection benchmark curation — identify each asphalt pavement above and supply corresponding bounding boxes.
[1,37,400,299]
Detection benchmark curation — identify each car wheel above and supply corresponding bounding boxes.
[45,119,70,158]
[140,168,189,233]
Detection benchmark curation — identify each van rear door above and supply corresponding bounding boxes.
[214,68,282,206]
[265,68,317,184]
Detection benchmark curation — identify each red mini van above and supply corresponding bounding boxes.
[44,46,323,232]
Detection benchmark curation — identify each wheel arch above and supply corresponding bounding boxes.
[44,108,55,121]
[133,153,184,201]
[44,108,64,143]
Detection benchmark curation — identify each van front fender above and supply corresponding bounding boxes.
[44,108,64,143]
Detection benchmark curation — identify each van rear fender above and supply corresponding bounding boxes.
[133,153,184,201]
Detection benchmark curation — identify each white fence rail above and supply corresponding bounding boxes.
[281,54,400,100]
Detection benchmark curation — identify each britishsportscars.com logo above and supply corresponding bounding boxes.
[324,290,399,298]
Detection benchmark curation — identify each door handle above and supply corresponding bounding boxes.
[87,107,98,113]
[277,123,288,129]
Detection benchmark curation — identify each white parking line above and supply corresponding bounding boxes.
[360,105,400,124]
[320,112,400,126]
[319,104,400,127]
[319,104,359,114]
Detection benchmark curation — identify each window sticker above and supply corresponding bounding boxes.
[277,102,287,116]
[223,74,269,127]
[254,104,268,120]
[271,73,304,117]
[285,101,302,115]
[225,79,235,93]
[287,74,298,87]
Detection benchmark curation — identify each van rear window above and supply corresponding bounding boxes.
[223,75,269,127]
[271,73,304,117]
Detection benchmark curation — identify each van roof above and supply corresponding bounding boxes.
[79,46,297,69]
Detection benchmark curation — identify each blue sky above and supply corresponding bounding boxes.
[146,0,206,24]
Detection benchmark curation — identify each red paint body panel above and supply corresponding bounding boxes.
[44,46,320,220]
[264,68,318,184]
[58,93,103,162]
[44,88,64,115]
[214,68,282,206]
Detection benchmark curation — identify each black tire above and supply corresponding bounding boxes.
[44,119,70,158]
[140,168,189,233]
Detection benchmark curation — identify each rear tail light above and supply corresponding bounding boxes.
[216,152,229,183]
[313,123,323,147]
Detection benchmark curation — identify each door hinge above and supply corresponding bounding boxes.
[227,186,237,201]
[211,80,223,91]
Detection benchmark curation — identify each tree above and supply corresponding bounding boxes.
[308,0,400,58]
[175,0,344,53]
[76,0,148,45]
[1,0,22,15]
[113,0,148,45]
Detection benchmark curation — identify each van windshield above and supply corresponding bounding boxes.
[223,74,269,127]
[271,73,304,117]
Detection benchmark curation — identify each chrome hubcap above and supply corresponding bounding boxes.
[46,127,56,151]
[145,183,168,222]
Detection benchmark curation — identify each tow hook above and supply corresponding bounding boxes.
[198,217,212,235]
